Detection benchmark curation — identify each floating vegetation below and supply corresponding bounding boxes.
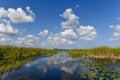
[69,46,120,79]
[79,60,120,80]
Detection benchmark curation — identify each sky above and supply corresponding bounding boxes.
[0,0,120,49]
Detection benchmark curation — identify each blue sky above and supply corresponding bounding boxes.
[0,0,120,49]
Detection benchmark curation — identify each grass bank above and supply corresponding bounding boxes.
[68,46,120,60]
[0,46,59,74]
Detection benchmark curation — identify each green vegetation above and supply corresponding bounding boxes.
[0,58,27,74]
[79,60,120,80]
[68,46,120,60]
[0,46,59,74]
[69,46,120,79]
[0,46,59,59]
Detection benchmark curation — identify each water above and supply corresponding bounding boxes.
[0,51,120,80]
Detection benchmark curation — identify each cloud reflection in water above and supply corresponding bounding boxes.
[1,52,82,80]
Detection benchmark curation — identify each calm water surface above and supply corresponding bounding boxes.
[0,51,120,80]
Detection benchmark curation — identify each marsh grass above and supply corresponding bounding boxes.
[0,46,58,59]
[0,58,27,74]
[68,46,120,60]
[0,46,59,74]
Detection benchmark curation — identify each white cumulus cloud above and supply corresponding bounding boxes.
[60,8,79,29]
[0,6,35,36]
[8,7,35,23]
[47,33,74,46]
[109,25,120,41]
[39,29,49,37]
[77,25,97,40]
[16,34,40,46]
[0,6,35,24]
[60,29,78,40]
[0,6,36,46]
[0,37,12,45]
[0,19,19,36]
[0,7,8,17]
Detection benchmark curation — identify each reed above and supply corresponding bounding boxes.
[68,46,120,60]
[0,45,59,74]
[0,45,58,59]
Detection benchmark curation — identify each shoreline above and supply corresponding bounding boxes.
[68,46,120,60]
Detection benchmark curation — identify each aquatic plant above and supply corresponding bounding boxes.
[80,60,120,80]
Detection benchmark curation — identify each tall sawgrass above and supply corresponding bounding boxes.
[68,46,120,59]
[0,46,58,59]
[0,45,59,74]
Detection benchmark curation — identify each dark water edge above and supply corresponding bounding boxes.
[0,51,120,80]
